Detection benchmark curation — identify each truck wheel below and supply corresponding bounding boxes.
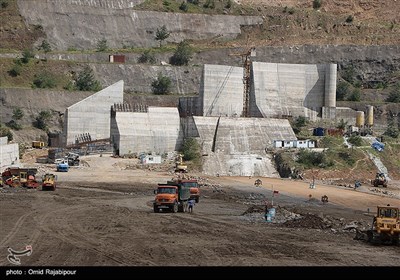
[172,202,178,213]
[195,198,199,203]
[153,205,159,213]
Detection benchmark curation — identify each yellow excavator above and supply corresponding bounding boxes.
[175,154,187,173]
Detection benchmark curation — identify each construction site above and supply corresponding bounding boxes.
[54,60,356,178]
[0,152,400,267]
[1,0,400,269]
[1,61,399,266]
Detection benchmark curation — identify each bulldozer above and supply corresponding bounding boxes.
[371,172,388,188]
[356,205,400,245]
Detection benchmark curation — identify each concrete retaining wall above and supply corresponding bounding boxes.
[18,0,262,50]
[112,107,183,156]
[193,116,296,176]
[0,137,20,168]
[64,80,124,145]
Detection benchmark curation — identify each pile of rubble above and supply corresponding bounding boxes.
[241,205,371,233]
[368,187,398,198]
[282,213,330,229]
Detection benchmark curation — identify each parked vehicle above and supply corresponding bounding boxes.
[153,183,191,213]
[56,162,69,172]
[42,173,57,191]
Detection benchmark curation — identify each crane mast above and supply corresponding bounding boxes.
[229,47,255,117]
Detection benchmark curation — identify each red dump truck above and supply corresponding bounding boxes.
[153,183,191,213]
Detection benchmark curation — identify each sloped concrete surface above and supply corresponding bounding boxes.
[194,116,296,176]
[18,0,262,50]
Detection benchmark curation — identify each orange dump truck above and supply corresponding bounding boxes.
[153,183,191,213]
[167,179,200,203]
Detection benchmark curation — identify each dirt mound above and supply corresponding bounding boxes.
[282,213,331,229]
[242,205,265,215]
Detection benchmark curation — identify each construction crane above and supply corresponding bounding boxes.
[229,46,256,117]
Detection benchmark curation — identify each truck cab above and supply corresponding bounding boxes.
[153,184,190,213]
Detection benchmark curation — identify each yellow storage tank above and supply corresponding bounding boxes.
[356,111,365,127]
[366,105,374,126]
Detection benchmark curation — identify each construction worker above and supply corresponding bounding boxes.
[188,199,195,213]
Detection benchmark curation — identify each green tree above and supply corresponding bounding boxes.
[0,124,13,141]
[38,40,52,53]
[386,91,400,103]
[296,149,327,168]
[155,25,170,48]
[346,15,354,23]
[348,135,362,146]
[342,67,355,84]
[8,64,22,77]
[294,116,307,128]
[386,83,400,103]
[138,50,156,64]
[12,108,24,120]
[0,0,9,9]
[313,0,322,9]
[63,80,75,91]
[5,108,24,130]
[21,49,34,64]
[151,73,172,95]
[181,138,201,161]
[6,120,22,130]
[347,88,361,101]
[169,40,193,66]
[35,110,51,131]
[337,119,347,130]
[179,1,188,12]
[203,0,215,9]
[32,71,57,89]
[336,81,350,101]
[75,66,102,91]
[384,122,399,138]
[96,38,108,52]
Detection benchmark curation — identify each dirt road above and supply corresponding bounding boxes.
[1,155,399,267]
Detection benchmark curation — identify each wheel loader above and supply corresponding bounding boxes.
[356,205,400,245]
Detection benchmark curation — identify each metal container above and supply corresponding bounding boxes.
[356,111,365,127]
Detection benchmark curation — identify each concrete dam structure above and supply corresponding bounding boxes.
[192,63,337,120]
[63,80,124,146]
[62,61,341,176]
[111,105,183,156]
[186,117,296,177]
